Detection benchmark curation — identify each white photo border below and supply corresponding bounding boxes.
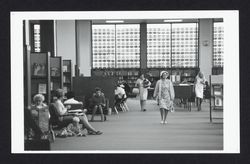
[11,10,239,153]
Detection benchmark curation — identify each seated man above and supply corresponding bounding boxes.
[90,87,106,122]
[114,84,129,112]
[64,91,83,104]
[64,91,87,112]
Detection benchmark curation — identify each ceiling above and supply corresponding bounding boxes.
[92,18,223,24]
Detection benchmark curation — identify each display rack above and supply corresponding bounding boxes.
[209,75,223,123]
[30,52,51,104]
[50,56,63,91]
[63,60,72,93]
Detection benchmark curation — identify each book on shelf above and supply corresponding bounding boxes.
[63,86,68,93]
[63,65,68,72]
[38,83,47,94]
[51,67,60,76]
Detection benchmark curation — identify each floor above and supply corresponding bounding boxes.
[50,98,223,151]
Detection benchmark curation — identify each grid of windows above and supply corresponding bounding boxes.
[92,24,140,68]
[147,23,198,68]
[34,24,41,52]
[213,22,224,67]
[93,23,199,69]
[92,25,115,68]
[116,25,140,68]
[147,24,171,68]
[171,23,198,68]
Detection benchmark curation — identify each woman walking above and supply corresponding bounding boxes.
[195,71,206,111]
[135,73,151,112]
[153,71,175,124]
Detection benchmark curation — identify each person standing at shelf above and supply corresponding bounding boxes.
[153,71,175,124]
[195,71,206,111]
[135,73,151,112]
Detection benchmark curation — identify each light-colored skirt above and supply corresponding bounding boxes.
[139,87,148,101]
[159,98,173,111]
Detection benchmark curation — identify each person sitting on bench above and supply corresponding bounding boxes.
[90,87,106,122]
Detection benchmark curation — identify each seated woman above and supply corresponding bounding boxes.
[29,94,54,140]
[53,89,102,135]
[30,94,48,121]
[90,87,106,122]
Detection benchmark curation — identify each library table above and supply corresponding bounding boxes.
[173,84,194,111]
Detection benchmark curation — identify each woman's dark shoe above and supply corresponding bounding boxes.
[143,109,146,112]
[95,131,103,135]
[88,130,103,135]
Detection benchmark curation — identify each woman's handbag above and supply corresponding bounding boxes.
[132,88,139,94]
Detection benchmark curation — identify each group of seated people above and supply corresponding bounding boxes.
[26,89,104,140]
[26,81,132,140]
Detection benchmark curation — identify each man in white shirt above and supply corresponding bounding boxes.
[114,84,129,112]
[64,91,83,104]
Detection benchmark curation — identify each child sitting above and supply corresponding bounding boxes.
[56,117,86,137]
[90,87,106,122]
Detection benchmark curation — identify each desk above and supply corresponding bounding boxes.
[174,84,194,111]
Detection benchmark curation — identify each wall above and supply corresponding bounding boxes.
[56,20,76,76]
[199,19,213,81]
[76,20,92,76]
[56,19,213,80]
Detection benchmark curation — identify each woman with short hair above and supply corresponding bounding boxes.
[153,71,175,124]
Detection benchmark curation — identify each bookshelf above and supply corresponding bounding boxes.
[92,68,199,87]
[50,56,63,92]
[146,68,199,84]
[63,60,72,93]
[30,52,51,104]
[91,69,140,88]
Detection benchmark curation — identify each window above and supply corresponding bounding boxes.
[33,24,41,52]
[116,25,140,68]
[147,24,171,68]
[213,22,224,67]
[171,23,198,68]
[147,23,198,68]
[92,24,140,68]
[92,25,115,68]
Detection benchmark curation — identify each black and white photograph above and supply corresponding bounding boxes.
[11,11,239,153]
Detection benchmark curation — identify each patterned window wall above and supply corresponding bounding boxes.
[147,24,171,68]
[213,22,224,67]
[116,25,140,68]
[171,23,198,68]
[34,24,41,52]
[92,25,116,68]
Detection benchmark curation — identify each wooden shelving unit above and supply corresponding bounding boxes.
[30,52,51,104]
[50,56,63,91]
[62,60,72,93]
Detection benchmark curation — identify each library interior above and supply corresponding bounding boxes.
[22,16,224,151]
